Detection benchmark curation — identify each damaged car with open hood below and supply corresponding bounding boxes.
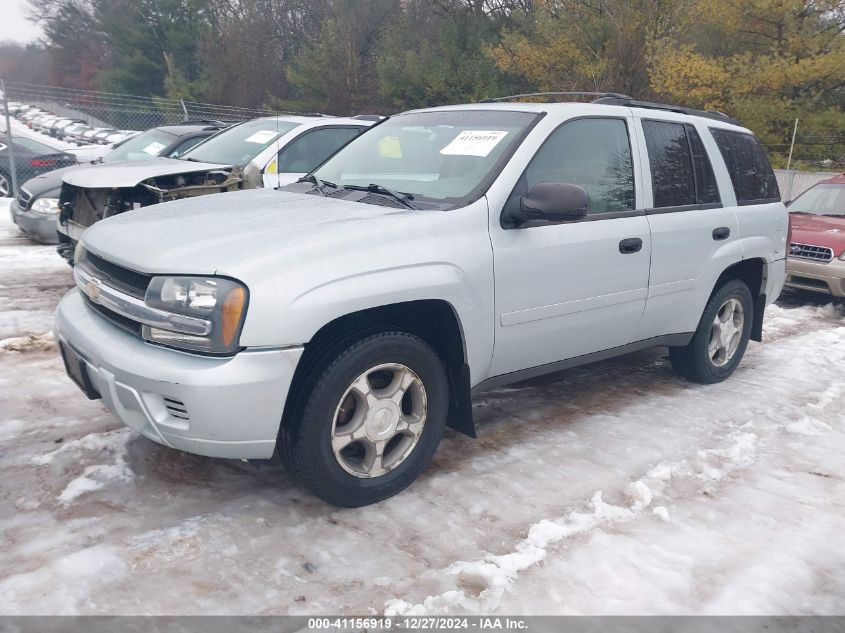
[57,115,376,262]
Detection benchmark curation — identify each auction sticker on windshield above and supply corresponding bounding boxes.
[142,141,167,155]
[440,130,508,157]
[245,130,279,144]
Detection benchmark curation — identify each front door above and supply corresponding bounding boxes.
[489,116,652,377]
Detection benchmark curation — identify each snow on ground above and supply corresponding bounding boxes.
[0,212,843,615]
[0,199,71,340]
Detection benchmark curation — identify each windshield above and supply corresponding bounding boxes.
[790,184,845,217]
[311,110,539,206]
[103,129,176,163]
[181,118,300,166]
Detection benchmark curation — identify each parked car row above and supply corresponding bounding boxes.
[11,120,230,243]
[8,100,139,146]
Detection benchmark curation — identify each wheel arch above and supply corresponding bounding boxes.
[714,257,768,342]
[281,299,476,440]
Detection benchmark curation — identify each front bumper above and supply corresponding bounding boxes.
[55,289,304,459]
[10,200,60,244]
[785,256,845,298]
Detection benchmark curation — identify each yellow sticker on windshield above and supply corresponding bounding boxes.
[378,136,402,159]
[266,158,278,174]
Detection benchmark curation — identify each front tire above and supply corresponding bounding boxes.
[281,331,449,507]
[669,279,753,384]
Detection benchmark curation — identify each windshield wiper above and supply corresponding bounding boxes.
[297,174,338,195]
[344,183,418,210]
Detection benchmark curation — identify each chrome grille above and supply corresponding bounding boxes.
[789,243,834,262]
[79,251,151,299]
[163,398,190,421]
[88,301,142,336]
[17,189,32,210]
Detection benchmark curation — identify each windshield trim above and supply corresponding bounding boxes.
[310,110,546,211]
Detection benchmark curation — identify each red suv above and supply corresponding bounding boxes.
[786,173,845,299]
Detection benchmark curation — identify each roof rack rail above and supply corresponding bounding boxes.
[591,96,741,125]
[481,91,632,103]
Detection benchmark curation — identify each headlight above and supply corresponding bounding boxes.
[143,276,248,354]
[30,197,61,214]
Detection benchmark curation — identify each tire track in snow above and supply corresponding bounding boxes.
[384,427,759,615]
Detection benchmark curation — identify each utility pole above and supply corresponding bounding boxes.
[1,78,19,200]
[785,118,799,202]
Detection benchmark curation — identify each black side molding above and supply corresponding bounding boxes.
[471,333,694,397]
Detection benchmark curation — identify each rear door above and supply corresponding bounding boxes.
[634,117,742,340]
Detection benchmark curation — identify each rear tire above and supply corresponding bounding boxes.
[281,330,449,507]
[669,279,753,384]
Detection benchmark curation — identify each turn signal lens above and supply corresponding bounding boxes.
[221,287,246,347]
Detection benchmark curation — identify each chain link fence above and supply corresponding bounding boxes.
[0,80,288,200]
[774,169,840,203]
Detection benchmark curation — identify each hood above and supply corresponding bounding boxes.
[789,212,845,256]
[81,188,410,277]
[21,164,81,198]
[62,157,232,189]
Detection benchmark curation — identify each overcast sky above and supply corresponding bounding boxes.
[0,0,43,44]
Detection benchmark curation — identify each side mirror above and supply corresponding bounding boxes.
[519,182,590,223]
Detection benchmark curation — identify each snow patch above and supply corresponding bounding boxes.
[31,428,132,466]
[29,428,135,504]
[625,480,653,508]
[652,506,671,522]
[0,331,56,353]
[0,545,128,615]
[385,430,759,615]
[786,416,832,437]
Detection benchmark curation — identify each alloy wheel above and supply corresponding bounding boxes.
[330,363,427,478]
[708,297,744,367]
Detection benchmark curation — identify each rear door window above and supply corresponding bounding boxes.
[643,120,723,208]
[709,128,780,204]
[686,126,720,204]
[642,120,696,208]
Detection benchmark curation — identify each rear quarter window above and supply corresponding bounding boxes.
[709,128,780,204]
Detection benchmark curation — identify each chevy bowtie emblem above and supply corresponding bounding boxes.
[87,278,102,303]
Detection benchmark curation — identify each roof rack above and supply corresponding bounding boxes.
[591,96,741,125]
[481,91,632,103]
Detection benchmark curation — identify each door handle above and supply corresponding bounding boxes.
[619,237,643,254]
[712,227,731,241]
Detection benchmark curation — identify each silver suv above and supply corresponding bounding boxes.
[55,94,788,506]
